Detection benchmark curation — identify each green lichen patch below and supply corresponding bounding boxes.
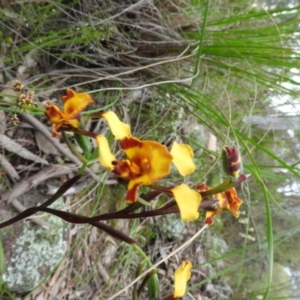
[159,214,186,240]
[1,198,68,293]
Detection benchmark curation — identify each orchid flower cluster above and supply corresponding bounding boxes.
[45,89,245,222]
[2,87,247,299]
[46,89,245,298]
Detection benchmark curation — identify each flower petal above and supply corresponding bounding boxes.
[67,118,81,129]
[174,260,192,298]
[120,137,172,183]
[95,135,116,170]
[50,124,60,137]
[196,182,209,192]
[45,104,64,124]
[170,142,196,176]
[62,89,94,117]
[224,188,243,217]
[216,192,228,209]
[102,111,131,140]
[45,104,81,136]
[125,175,150,203]
[205,210,220,225]
[171,183,201,221]
[142,140,172,182]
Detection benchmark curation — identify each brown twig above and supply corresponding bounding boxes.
[0,152,20,181]
[1,164,74,203]
[10,198,50,229]
[0,174,81,229]
[0,165,75,228]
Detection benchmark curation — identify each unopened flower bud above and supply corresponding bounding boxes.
[222,146,242,178]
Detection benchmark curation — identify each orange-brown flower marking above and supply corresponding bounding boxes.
[173,260,192,298]
[197,183,243,225]
[112,137,173,202]
[45,89,94,137]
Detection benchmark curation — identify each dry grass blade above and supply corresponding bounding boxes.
[0,152,20,181]
[0,164,74,203]
[21,113,81,165]
[0,133,48,165]
[21,113,99,181]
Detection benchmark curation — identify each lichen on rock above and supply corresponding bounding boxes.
[1,198,68,293]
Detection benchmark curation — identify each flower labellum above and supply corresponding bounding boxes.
[114,137,173,202]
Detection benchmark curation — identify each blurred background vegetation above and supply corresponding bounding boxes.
[1,0,300,299]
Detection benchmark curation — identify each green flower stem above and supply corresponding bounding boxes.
[137,197,151,206]
[132,244,160,300]
[62,132,89,164]
[74,133,91,158]
[78,162,88,175]
[132,244,150,264]
[199,174,248,197]
[0,107,38,115]
[199,178,232,197]
[133,260,147,299]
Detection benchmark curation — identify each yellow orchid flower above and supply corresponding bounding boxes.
[45,89,94,137]
[96,134,173,203]
[173,260,192,298]
[96,111,196,202]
